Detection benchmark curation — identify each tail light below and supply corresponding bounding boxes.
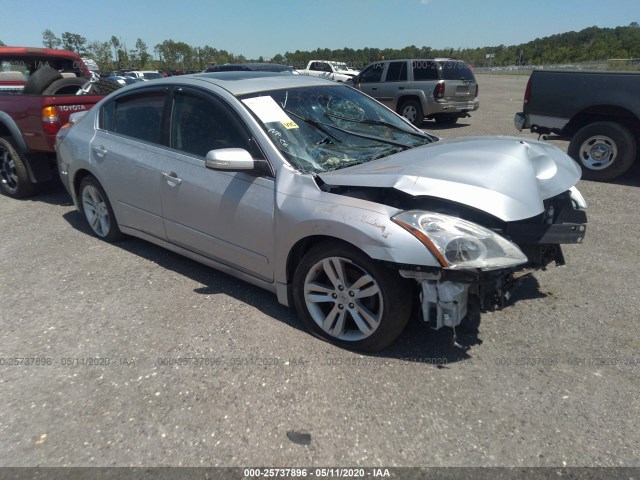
[434,81,445,100]
[524,76,532,104]
[41,106,61,135]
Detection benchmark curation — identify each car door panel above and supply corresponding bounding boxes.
[355,62,386,102]
[160,154,275,281]
[375,61,408,108]
[159,87,276,281]
[91,88,169,240]
[91,131,168,240]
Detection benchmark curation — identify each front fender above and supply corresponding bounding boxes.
[272,174,441,285]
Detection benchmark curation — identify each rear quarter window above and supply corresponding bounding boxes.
[440,61,475,81]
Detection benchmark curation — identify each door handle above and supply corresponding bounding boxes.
[161,171,182,185]
[92,145,108,157]
[398,87,405,90]
[371,87,377,91]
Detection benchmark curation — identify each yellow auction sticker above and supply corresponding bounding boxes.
[282,120,299,129]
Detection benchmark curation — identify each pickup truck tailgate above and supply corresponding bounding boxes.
[1,93,103,152]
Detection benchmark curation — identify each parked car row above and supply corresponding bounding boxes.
[199,58,480,127]
[2,47,592,352]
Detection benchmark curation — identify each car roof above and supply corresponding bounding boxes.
[106,72,340,99]
[205,63,293,72]
[374,58,467,63]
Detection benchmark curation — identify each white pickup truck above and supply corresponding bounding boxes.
[300,60,359,83]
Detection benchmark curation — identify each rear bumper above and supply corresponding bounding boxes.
[441,99,479,112]
[426,99,479,117]
[514,112,528,131]
[514,112,570,135]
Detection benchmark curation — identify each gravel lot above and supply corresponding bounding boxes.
[1,74,639,469]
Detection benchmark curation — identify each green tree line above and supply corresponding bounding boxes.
[27,22,640,72]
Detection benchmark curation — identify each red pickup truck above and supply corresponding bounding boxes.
[0,47,106,197]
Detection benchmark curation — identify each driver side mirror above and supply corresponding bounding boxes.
[205,148,255,171]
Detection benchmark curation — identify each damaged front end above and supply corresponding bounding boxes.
[316,136,588,335]
[390,186,587,332]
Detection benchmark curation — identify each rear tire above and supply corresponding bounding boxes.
[22,66,62,95]
[399,100,424,127]
[78,177,123,242]
[568,121,636,181]
[0,137,36,198]
[41,77,87,95]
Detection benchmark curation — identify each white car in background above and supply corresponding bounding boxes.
[125,70,164,81]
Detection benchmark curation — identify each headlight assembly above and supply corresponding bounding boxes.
[392,211,528,271]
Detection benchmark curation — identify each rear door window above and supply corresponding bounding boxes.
[385,61,407,82]
[101,90,167,144]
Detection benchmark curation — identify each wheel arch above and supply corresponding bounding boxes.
[285,235,369,287]
[0,121,39,186]
[396,94,423,113]
[0,112,29,153]
[72,168,99,199]
[566,105,640,136]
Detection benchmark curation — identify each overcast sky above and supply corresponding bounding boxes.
[2,0,639,58]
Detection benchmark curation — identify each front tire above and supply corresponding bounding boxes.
[78,177,123,242]
[568,121,636,181]
[0,137,36,198]
[399,100,424,127]
[292,241,412,352]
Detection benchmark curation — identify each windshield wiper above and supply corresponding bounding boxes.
[317,120,412,149]
[284,109,342,143]
[324,113,437,141]
[285,109,411,149]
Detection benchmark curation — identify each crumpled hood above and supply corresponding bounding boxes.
[318,136,581,221]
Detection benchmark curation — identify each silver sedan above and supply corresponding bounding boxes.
[56,73,587,351]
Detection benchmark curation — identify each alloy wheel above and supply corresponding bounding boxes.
[82,184,111,237]
[303,256,384,342]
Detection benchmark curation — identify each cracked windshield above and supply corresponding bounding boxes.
[242,85,434,173]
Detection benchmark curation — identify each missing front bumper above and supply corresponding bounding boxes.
[421,281,469,330]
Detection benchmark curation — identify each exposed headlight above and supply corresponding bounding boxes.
[392,211,528,271]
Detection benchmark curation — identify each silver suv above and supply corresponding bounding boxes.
[352,58,479,126]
